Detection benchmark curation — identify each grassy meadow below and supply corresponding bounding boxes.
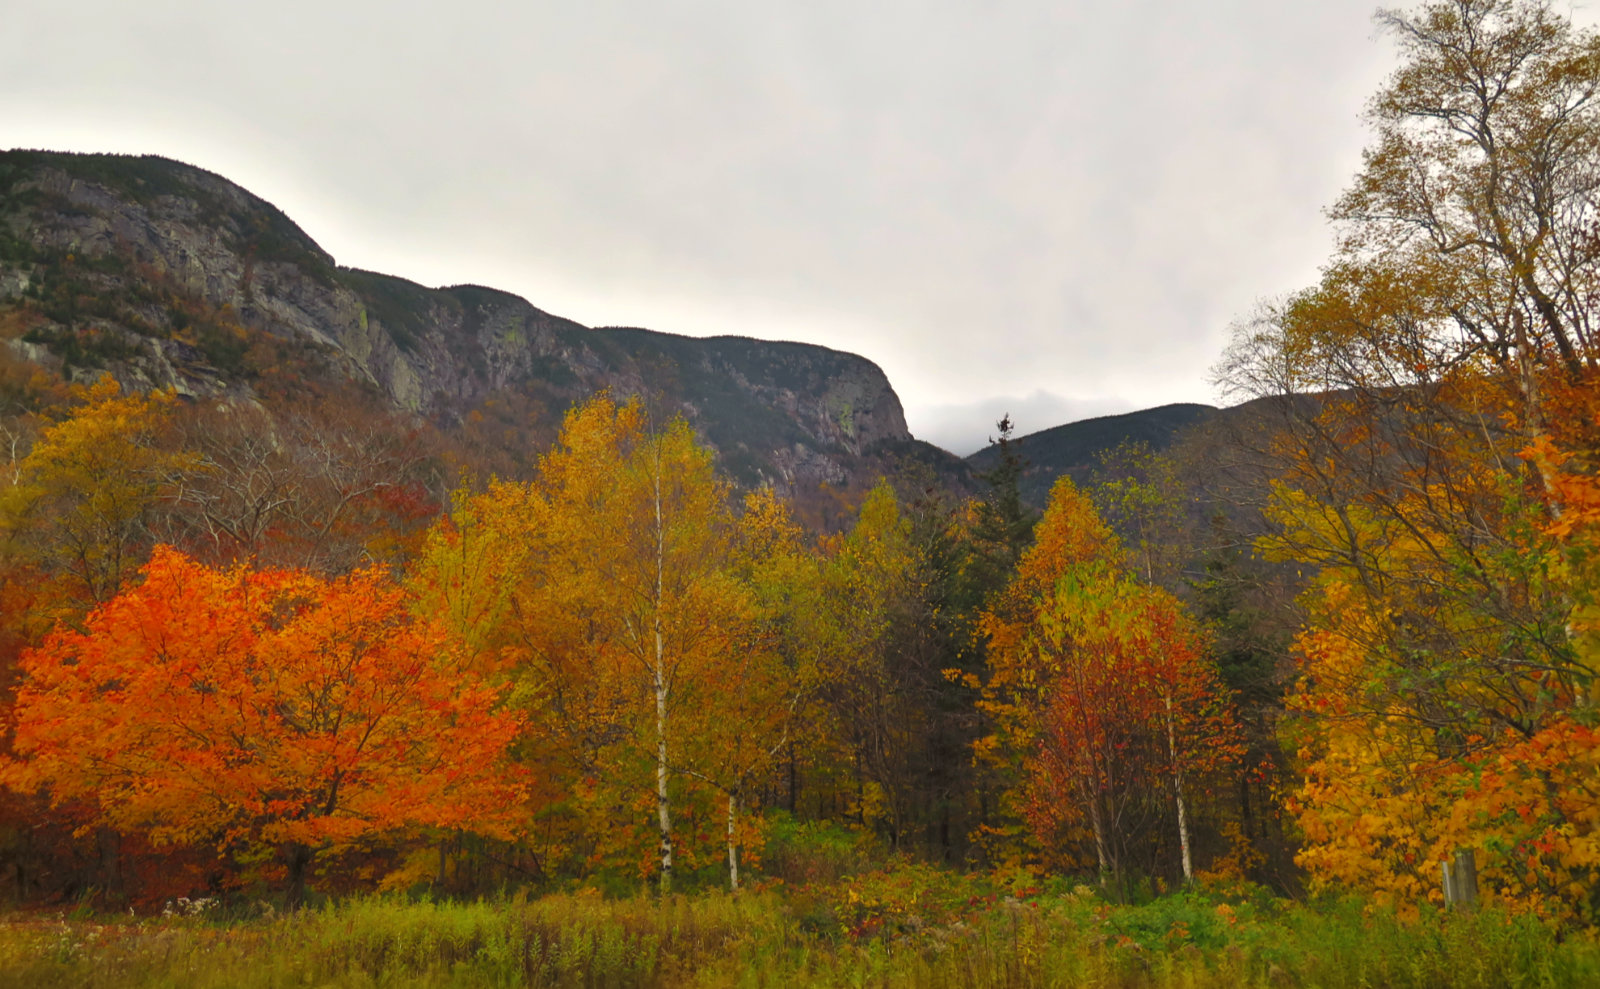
[3,863,1596,989]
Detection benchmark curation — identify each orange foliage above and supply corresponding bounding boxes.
[2,547,527,896]
[980,479,1239,878]
[1028,578,1240,871]
[1287,366,1600,923]
[977,477,1124,760]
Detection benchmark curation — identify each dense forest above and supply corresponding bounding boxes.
[2,0,1600,985]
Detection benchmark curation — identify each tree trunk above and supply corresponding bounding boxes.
[283,842,313,909]
[1164,694,1193,883]
[854,746,866,827]
[1088,794,1112,891]
[655,672,673,895]
[726,792,740,892]
[787,741,798,814]
[1239,774,1254,841]
[96,826,123,901]
[651,451,674,896]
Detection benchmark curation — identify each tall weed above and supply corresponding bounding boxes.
[1,870,1596,988]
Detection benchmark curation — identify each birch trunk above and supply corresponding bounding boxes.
[1164,693,1193,883]
[653,454,673,895]
[726,792,740,892]
[655,671,672,894]
[1088,794,1112,890]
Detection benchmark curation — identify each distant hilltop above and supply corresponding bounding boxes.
[965,403,1219,506]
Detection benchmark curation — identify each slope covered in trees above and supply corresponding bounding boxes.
[964,403,1219,508]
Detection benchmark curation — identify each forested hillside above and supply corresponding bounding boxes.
[965,403,1218,507]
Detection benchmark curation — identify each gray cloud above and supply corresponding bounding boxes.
[5,0,1534,454]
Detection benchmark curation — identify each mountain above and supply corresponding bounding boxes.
[0,150,966,501]
[965,403,1221,506]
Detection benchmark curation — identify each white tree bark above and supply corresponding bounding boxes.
[652,448,674,895]
[726,792,740,892]
[656,670,672,894]
[1164,693,1193,883]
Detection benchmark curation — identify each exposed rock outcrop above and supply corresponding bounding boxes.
[0,150,950,495]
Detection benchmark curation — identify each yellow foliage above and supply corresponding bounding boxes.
[409,395,813,888]
[0,375,195,622]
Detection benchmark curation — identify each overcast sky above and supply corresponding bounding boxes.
[5,1,1548,453]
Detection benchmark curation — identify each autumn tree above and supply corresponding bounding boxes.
[1217,0,1600,506]
[531,398,755,893]
[680,487,830,890]
[1335,0,1600,419]
[1218,0,1600,439]
[1281,372,1600,920]
[0,376,191,620]
[162,396,440,574]
[1030,577,1237,888]
[805,483,937,847]
[982,479,1238,888]
[968,415,1038,593]
[1089,441,1192,590]
[1217,0,1600,921]
[1,547,527,905]
[414,395,770,893]
[979,481,1121,743]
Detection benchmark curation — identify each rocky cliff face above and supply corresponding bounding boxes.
[0,151,942,494]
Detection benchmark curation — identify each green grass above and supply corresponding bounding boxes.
[3,868,1596,988]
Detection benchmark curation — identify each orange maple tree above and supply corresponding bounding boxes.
[981,479,1239,885]
[1029,576,1239,886]
[2,546,528,903]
